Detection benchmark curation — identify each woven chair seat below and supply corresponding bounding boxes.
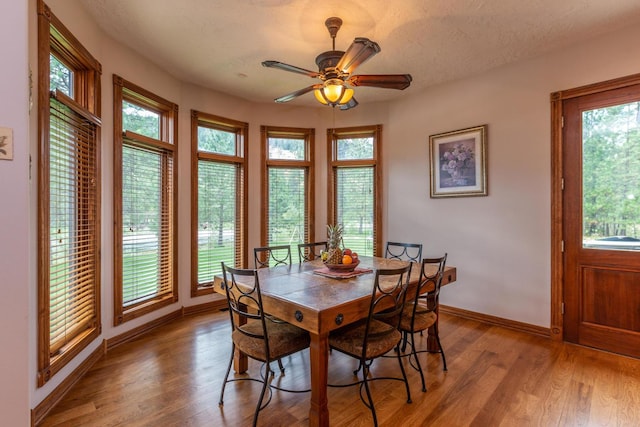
[397,303,437,332]
[234,320,310,361]
[329,318,401,359]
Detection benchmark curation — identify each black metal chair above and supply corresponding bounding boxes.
[253,245,294,373]
[218,263,311,427]
[390,254,448,392]
[298,241,328,263]
[328,264,413,426]
[385,241,423,263]
[254,245,292,268]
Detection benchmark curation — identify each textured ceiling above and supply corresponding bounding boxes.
[79,0,640,107]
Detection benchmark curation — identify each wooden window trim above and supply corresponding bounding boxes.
[113,75,179,325]
[190,110,248,296]
[327,125,382,256]
[37,0,102,386]
[260,125,315,247]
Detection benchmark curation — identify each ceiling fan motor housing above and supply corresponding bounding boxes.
[315,51,345,78]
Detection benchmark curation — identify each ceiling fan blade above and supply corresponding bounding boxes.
[274,84,321,103]
[336,38,381,74]
[348,74,412,90]
[262,60,320,78]
[339,97,359,110]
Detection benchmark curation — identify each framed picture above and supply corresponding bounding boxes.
[0,127,13,160]
[429,124,487,198]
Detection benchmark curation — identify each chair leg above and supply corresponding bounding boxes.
[410,332,427,392]
[395,343,412,404]
[253,364,273,427]
[353,360,363,376]
[219,343,235,405]
[277,358,285,374]
[360,365,379,427]
[434,328,447,371]
[401,331,409,353]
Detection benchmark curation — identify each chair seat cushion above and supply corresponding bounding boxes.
[329,319,401,359]
[382,303,437,332]
[233,319,310,362]
[398,303,437,332]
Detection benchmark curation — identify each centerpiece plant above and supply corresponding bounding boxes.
[325,224,344,264]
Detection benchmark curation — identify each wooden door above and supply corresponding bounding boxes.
[563,83,640,358]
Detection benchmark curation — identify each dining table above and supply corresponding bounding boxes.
[212,255,457,427]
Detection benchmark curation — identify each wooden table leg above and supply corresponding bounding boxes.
[426,296,440,352]
[232,309,248,373]
[309,332,330,427]
[426,325,439,352]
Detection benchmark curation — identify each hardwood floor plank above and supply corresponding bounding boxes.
[37,312,640,426]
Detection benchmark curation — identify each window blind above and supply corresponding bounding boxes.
[197,160,240,283]
[48,93,99,355]
[335,167,375,257]
[267,167,307,246]
[121,141,174,307]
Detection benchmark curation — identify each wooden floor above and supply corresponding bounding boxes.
[39,310,640,426]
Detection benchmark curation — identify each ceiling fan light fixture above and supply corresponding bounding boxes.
[314,79,354,106]
[341,88,354,103]
[313,89,329,105]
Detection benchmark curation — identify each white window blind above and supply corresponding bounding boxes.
[48,92,99,354]
[121,140,174,307]
[197,160,240,283]
[335,167,375,257]
[267,167,307,246]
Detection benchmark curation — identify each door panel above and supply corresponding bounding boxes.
[563,84,640,358]
[582,267,640,331]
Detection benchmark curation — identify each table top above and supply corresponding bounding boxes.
[213,256,457,336]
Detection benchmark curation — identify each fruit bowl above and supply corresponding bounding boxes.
[323,259,360,272]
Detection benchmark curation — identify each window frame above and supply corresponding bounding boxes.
[37,0,102,386]
[190,110,248,296]
[113,75,179,325]
[327,125,382,256]
[260,125,315,247]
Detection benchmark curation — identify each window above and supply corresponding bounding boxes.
[191,111,248,296]
[327,125,382,256]
[113,75,178,324]
[261,126,315,248]
[49,54,73,97]
[37,0,102,386]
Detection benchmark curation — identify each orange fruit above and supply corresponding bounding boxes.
[342,254,353,265]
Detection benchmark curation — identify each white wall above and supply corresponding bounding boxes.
[21,0,640,415]
[0,0,30,425]
[386,23,640,326]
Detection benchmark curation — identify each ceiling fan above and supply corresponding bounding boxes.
[262,17,412,110]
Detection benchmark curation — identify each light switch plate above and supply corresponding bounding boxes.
[0,127,13,160]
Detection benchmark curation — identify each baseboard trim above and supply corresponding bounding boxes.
[106,308,183,351]
[440,305,550,338]
[33,304,225,426]
[183,299,227,316]
[31,342,105,427]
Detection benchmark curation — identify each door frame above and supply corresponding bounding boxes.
[550,72,640,342]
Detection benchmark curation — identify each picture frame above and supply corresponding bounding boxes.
[0,127,14,161]
[429,124,487,198]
